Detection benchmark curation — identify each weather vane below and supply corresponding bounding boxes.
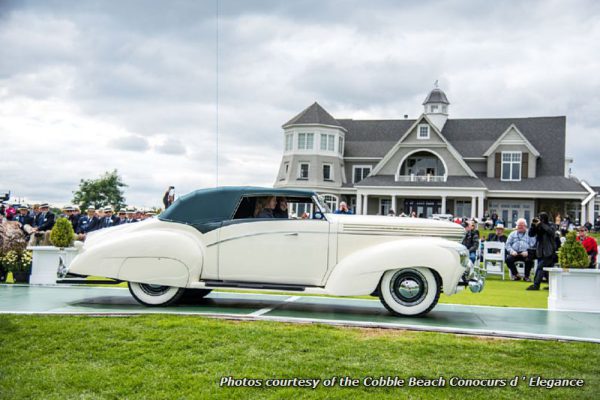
[434,79,439,88]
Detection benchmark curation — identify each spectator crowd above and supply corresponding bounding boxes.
[0,202,156,246]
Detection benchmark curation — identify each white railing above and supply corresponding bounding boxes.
[396,175,446,182]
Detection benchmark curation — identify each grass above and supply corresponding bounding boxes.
[0,315,598,399]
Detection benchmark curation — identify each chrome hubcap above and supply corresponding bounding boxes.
[398,278,421,299]
[389,269,428,306]
[139,284,170,296]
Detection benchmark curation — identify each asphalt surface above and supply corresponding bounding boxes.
[1,284,599,343]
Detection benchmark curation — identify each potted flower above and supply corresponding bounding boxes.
[545,231,600,312]
[28,217,78,285]
[1,250,32,283]
[0,220,28,282]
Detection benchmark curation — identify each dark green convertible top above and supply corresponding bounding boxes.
[159,186,316,232]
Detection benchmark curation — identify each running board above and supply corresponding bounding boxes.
[202,280,307,292]
[56,278,123,285]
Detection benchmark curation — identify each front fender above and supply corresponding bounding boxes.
[325,238,464,296]
[69,227,204,287]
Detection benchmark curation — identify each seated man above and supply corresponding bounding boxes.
[461,221,479,264]
[577,226,598,268]
[29,203,56,246]
[487,223,507,243]
[505,218,536,281]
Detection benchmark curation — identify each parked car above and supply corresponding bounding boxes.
[430,213,454,221]
[64,187,485,316]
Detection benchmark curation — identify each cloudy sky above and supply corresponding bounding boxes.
[1,0,599,207]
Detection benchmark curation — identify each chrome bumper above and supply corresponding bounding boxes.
[462,260,486,293]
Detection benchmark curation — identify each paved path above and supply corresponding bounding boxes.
[1,285,599,343]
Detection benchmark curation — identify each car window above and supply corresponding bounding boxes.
[232,195,325,220]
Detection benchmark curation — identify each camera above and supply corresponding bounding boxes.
[169,186,175,190]
[532,217,540,225]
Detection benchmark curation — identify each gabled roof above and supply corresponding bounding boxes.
[441,117,565,176]
[423,88,450,105]
[283,102,344,129]
[482,124,540,157]
[370,114,477,178]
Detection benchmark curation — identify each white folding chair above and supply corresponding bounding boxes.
[483,241,506,279]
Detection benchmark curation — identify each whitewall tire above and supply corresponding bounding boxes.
[128,282,186,306]
[378,268,441,317]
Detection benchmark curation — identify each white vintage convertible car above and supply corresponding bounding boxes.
[64,187,484,316]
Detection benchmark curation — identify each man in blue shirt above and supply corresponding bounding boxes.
[334,201,353,215]
[505,218,537,281]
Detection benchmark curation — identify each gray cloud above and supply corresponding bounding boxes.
[111,135,150,152]
[155,138,187,155]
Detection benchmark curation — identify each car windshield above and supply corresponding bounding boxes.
[315,195,332,214]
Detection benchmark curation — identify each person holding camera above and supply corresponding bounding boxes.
[526,212,557,290]
[163,186,175,210]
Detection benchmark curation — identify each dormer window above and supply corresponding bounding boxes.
[418,124,430,140]
[501,151,521,181]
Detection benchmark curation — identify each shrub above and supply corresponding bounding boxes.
[50,218,75,248]
[558,231,589,269]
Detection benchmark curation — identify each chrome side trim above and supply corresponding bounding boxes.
[206,230,329,247]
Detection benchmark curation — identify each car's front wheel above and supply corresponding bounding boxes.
[128,282,186,306]
[378,268,440,317]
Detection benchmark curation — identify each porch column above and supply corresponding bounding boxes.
[391,195,397,214]
[581,201,586,225]
[470,196,476,219]
[356,194,362,215]
[363,194,369,215]
[477,194,485,221]
[588,198,596,224]
[441,195,446,215]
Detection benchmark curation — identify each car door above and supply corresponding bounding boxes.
[217,218,330,286]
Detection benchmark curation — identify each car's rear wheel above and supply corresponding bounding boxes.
[128,282,186,306]
[378,268,440,317]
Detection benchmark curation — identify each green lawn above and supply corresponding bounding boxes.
[0,315,598,400]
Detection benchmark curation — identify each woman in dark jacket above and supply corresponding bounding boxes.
[527,212,556,290]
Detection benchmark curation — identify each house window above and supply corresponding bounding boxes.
[501,152,521,181]
[298,163,309,180]
[338,137,344,154]
[284,163,289,175]
[418,124,430,139]
[353,166,371,183]
[442,105,447,113]
[323,194,338,211]
[320,134,335,151]
[298,133,314,150]
[284,134,293,151]
[430,105,438,113]
[323,164,333,181]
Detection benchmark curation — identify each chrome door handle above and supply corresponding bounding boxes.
[285,232,299,236]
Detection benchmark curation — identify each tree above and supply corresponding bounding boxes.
[72,170,127,211]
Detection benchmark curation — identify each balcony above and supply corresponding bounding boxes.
[397,174,446,183]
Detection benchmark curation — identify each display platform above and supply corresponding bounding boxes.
[1,285,599,343]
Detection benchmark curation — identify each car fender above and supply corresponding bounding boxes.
[325,238,464,296]
[69,227,204,287]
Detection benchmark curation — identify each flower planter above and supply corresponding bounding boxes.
[545,267,600,312]
[27,246,79,285]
